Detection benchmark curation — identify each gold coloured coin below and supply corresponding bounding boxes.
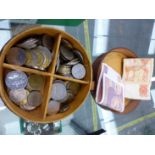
[65,81,80,95]
[27,74,45,91]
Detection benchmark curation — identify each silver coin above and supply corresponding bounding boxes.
[17,38,38,49]
[60,45,74,61]
[56,55,60,72]
[61,39,73,49]
[47,100,61,115]
[9,89,28,105]
[20,104,36,111]
[51,82,67,101]
[71,63,86,79]
[5,71,28,90]
[65,58,80,66]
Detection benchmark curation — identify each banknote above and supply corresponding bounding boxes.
[122,58,154,100]
[95,63,121,104]
[102,74,125,112]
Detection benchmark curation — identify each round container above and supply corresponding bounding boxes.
[92,48,140,114]
[0,26,92,123]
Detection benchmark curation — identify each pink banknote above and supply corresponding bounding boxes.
[122,58,154,100]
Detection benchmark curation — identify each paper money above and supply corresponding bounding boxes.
[122,58,154,100]
[102,74,125,112]
[95,63,121,104]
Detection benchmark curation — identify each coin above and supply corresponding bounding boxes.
[73,49,83,63]
[56,55,60,72]
[42,34,54,50]
[51,82,67,101]
[60,45,74,61]
[5,71,28,90]
[65,81,80,95]
[20,103,36,111]
[47,100,60,115]
[37,46,52,69]
[61,39,73,49]
[27,74,45,91]
[57,65,71,75]
[9,89,28,105]
[25,50,41,69]
[59,104,70,113]
[65,58,80,66]
[71,63,86,79]
[17,38,39,49]
[27,91,42,107]
[6,47,26,65]
[66,91,74,102]
[31,48,45,69]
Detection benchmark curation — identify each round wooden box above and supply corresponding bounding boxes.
[92,48,140,114]
[0,26,93,123]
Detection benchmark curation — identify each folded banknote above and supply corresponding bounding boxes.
[122,58,154,100]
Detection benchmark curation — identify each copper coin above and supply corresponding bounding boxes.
[42,34,54,50]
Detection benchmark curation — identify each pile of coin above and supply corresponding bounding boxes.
[5,70,44,111]
[6,34,54,70]
[56,40,86,79]
[47,80,80,115]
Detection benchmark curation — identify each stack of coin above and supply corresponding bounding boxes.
[25,46,52,70]
[6,34,54,71]
[56,40,86,80]
[48,80,81,115]
[17,37,39,49]
[5,71,44,111]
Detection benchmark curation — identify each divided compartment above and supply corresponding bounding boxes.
[54,35,91,82]
[3,27,62,73]
[43,77,90,122]
[1,64,52,122]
